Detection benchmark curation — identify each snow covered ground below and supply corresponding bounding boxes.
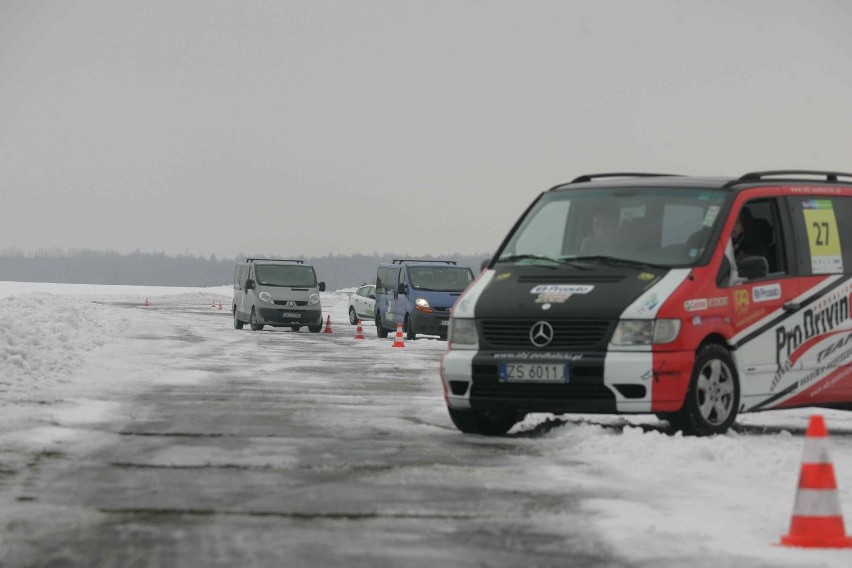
[2,281,852,567]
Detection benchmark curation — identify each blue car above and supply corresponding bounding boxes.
[374,259,474,340]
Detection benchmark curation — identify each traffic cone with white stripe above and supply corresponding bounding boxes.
[354,320,365,340]
[780,415,852,548]
[391,322,405,348]
[323,315,334,334]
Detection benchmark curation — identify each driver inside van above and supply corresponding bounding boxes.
[580,210,619,253]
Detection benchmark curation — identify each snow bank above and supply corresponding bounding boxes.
[0,293,127,389]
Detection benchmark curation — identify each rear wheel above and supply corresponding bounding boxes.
[250,308,264,331]
[376,312,389,338]
[349,307,358,325]
[447,408,521,436]
[676,344,740,436]
[404,314,416,341]
[308,324,322,333]
[233,307,243,329]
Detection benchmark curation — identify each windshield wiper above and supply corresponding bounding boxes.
[496,254,559,266]
[562,255,667,269]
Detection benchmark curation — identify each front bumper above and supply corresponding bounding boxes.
[410,310,450,336]
[257,307,322,326]
[441,349,693,414]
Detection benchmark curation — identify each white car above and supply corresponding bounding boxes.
[348,284,376,325]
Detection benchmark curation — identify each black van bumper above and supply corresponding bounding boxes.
[410,310,451,336]
[257,308,322,326]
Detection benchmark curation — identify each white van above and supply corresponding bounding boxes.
[233,258,326,332]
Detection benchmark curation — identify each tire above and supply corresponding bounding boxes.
[250,308,264,331]
[376,312,389,338]
[291,325,300,332]
[676,344,740,436]
[448,407,521,436]
[233,307,243,330]
[308,324,322,333]
[349,306,358,325]
[404,314,416,341]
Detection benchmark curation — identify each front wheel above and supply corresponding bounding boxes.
[308,324,322,333]
[233,307,243,330]
[676,344,740,436]
[404,314,416,341]
[291,325,300,332]
[376,312,389,338]
[250,308,264,331]
[447,407,522,436]
[349,306,358,325]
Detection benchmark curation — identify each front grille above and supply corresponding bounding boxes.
[480,319,612,349]
[273,300,308,306]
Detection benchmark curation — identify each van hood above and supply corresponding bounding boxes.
[472,263,682,320]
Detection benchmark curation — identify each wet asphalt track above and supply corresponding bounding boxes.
[0,298,630,568]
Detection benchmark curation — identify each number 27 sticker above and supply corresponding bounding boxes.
[802,199,843,274]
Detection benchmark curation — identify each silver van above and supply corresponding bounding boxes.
[233,258,326,332]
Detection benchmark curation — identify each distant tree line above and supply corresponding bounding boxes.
[0,249,491,291]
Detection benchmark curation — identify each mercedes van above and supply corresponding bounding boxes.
[233,258,326,332]
[375,260,474,340]
[441,170,852,435]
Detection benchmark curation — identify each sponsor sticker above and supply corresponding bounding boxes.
[531,284,593,304]
[708,296,729,308]
[684,298,708,312]
[692,316,702,326]
[734,289,750,314]
[702,205,720,227]
[752,283,781,303]
[638,293,659,314]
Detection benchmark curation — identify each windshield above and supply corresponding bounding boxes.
[408,266,473,292]
[498,187,728,268]
[255,264,317,287]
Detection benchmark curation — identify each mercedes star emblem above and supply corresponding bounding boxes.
[529,321,554,347]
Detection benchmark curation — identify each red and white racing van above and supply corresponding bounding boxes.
[442,171,852,435]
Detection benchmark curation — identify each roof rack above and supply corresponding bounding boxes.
[569,173,679,184]
[392,259,457,265]
[724,170,852,188]
[246,258,305,264]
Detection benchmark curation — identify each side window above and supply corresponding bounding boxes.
[240,266,249,287]
[376,268,386,291]
[387,268,399,293]
[789,196,850,275]
[234,267,241,289]
[720,198,789,286]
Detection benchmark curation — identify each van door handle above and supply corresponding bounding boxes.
[783,301,800,313]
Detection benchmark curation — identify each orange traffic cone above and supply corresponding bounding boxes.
[354,320,365,340]
[144,298,149,307]
[212,298,216,308]
[780,415,852,548]
[323,315,334,334]
[218,301,223,311]
[391,322,405,348]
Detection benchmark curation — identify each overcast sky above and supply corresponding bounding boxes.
[1,0,850,259]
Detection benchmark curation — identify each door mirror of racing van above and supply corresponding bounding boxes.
[398,283,408,295]
[245,279,254,290]
[737,256,769,280]
[319,281,326,292]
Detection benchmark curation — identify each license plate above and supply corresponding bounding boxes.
[281,312,299,318]
[440,320,450,326]
[498,363,569,383]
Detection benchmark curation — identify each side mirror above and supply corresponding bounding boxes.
[318,281,326,292]
[398,283,407,295]
[737,256,768,280]
[245,279,254,290]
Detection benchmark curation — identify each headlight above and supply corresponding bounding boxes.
[259,291,274,303]
[308,293,319,305]
[449,318,478,347]
[611,319,680,345]
[415,297,432,313]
